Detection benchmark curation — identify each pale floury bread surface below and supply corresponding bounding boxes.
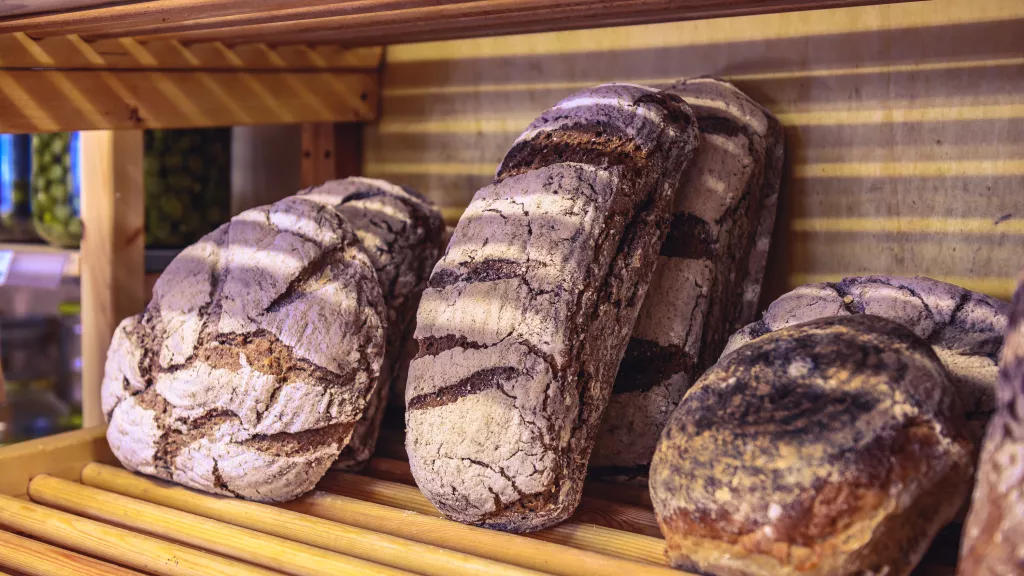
[651,315,974,576]
[959,271,1024,575]
[102,196,385,502]
[405,83,700,532]
[591,77,784,483]
[724,275,1009,438]
[299,177,444,470]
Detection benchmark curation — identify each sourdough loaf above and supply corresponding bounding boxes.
[102,196,386,502]
[591,77,784,483]
[406,83,700,532]
[959,271,1024,575]
[299,177,444,470]
[651,315,974,576]
[724,275,1009,438]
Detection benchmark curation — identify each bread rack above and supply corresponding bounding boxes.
[0,0,1016,573]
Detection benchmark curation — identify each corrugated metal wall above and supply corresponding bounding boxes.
[365,0,1024,304]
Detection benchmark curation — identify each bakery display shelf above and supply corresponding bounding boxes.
[0,244,181,286]
[0,427,960,576]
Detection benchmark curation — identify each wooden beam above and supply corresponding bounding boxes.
[80,131,145,428]
[334,123,364,179]
[0,427,115,497]
[300,122,337,188]
[0,69,377,133]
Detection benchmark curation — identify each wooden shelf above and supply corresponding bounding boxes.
[0,244,181,287]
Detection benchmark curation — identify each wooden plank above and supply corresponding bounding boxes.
[28,475,414,576]
[334,122,363,178]
[0,494,282,576]
[80,131,144,428]
[79,464,544,576]
[0,69,377,133]
[0,427,115,497]
[300,122,337,188]
[83,464,671,576]
[0,529,143,576]
[0,1,113,18]
[0,34,382,70]
[317,473,668,565]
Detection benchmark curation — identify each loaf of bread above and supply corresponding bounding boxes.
[959,271,1024,575]
[724,275,1009,439]
[102,196,386,502]
[299,177,444,471]
[406,83,700,532]
[651,315,974,576]
[591,77,784,483]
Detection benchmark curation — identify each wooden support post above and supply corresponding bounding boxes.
[300,123,337,188]
[80,131,145,428]
[334,123,363,179]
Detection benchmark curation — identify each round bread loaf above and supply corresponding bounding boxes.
[959,271,1024,575]
[723,275,1008,438]
[102,195,386,502]
[651,315,974,576]
[299,177,444,471]
[406,83,700,532]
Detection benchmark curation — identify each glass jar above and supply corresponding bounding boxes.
[31,132,82,248]
[145,129,231,248]
[0,134,37,242]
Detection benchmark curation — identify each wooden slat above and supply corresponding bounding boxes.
[0,68,377,132]
[0,529,143,576]
[79,464,542,576]
[80,130,144,428]
[300,122,337,188]
[0,1,912,46]
[361,458,661,537]
[28,475,413,576]
[0,494,282,576]
[0,0,112,18]
[318,472,667,565]
[0,427,115,497]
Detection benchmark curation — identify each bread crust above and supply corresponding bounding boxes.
[651,315,974,576]
[102,196,386,502]
[299,177,444,471]
[591,77,784,483]
[959,270,1024,575]
[406,84,700,532]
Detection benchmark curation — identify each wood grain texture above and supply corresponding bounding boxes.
[0,427,116,497]
[317,472,669,565]
[0,494,282,576]
[28,475,413,576]
[0,529,143,576]
[300,123,337,188]
[80,130,144,428]
[364,0,1024,305]
[79,463,539,576]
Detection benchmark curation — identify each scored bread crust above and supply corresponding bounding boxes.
[651,315,974,576]
[959,271,1024,575]
[591,77,784,483]
[299,177,444,471]
[405,84,700,532]
[723,275,1009,439]
[102,196,386,502]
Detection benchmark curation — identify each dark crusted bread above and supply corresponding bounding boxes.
[405,83,700,532]
[102,196,386,502]
[591,76,784,483]
[959,271,1024,575]
[724,275,1009,440]
[651,315,974,576]
[299,177,444,471]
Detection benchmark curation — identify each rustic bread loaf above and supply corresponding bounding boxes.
[299,177,444,471]
[405,83,700,532]
[591,77,784,483]
[651,315,974,576]
[102,196,386,502]
[723,275,1009,439]
[959,271,1024,575]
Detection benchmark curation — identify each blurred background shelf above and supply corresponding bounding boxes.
[0,244,182,288]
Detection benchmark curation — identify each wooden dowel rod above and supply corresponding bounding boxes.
[318,472,668,565]
[80,463,540,576]
[0,494,280,576]
[362,458,661,536]
[28,475,410,576]
[0,529,144,576]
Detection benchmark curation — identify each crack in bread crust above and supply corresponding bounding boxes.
[102,196,386,502]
